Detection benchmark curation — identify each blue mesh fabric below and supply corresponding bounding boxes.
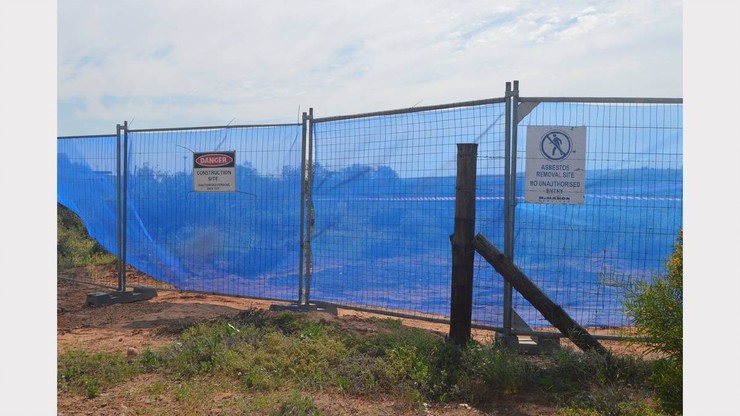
[57,100,682,331]
[310,102,682,329]
[58,135,120,256]
[58,125,303,301]
[310,103,508,319]
[509,102,683,328]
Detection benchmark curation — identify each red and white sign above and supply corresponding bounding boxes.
[193,151,236,193]
[195,154,234,168]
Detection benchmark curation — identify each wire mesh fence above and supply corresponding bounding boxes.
[122,124,303,301]
[508,99,683,335]
[58,134,120,287]
[57,84,683,340]
[310,100,508,321]
[59,124,304,301]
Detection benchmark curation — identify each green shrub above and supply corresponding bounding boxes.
[538,349,651,392]
[651,359,682,415]
[139,348,162,372]
[160,322,244,378]
[623,229,683,414]
[624,231,683,361]
[460,344,532,399]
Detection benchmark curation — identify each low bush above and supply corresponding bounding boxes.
[623,229,683,414]
[459,343,533,399]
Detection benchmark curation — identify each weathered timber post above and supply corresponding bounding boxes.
[472,233,608,355]
[449,143,478,345]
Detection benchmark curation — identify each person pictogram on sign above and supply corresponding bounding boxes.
[539,129,573,162]
[548,133,565,158]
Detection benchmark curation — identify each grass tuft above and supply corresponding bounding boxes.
[273,391,324,416]
[58,350,140,397]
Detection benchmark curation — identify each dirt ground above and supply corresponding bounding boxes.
[57,267,652,415]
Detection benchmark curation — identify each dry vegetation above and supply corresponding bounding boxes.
[58,276,668,416]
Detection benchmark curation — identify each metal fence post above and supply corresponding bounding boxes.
[503,81,522,335]
[305,108,315,305]
[502,82,514,336]
[116,123,123,292]
[121,120,129,291]
[299,112,308,305]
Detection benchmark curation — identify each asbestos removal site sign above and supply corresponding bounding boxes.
[525,126,586,204]
[193,151,236,193]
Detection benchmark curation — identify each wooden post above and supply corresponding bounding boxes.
[472,233,608,355]
[449,143,478,345]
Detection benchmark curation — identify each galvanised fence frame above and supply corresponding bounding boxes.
[306,97,509,328]
[58,133,120,289]
[502,83,683,339]
[57,81,683,340]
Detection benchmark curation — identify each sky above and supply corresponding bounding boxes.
[57,0,683,136]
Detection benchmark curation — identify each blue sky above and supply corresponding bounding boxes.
[57,0,683,136]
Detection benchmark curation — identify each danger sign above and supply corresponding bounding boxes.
[193,151,236,193]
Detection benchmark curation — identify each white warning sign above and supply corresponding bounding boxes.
[525,127,586,204]
[193,151,236,193]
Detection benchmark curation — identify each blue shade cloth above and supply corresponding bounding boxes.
[509,102,683,328]
[58,125,303,301]
[58,100,682,332]
[310,101,682,329]
[58,135,120,256]
[310,103,509,320]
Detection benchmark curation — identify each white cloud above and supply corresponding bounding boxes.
[58,0,682,135]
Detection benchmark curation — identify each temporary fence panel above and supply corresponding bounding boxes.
[120,124,303,300]
[57,134,120,286]
[509,100,683,334]
[57,88,683,340]
[309,100,508,322]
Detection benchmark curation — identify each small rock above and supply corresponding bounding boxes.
[127,347,138,357]
[119,337,123,342]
